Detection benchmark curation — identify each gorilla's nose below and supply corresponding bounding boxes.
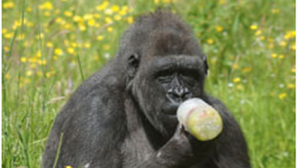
[167,87,192,103]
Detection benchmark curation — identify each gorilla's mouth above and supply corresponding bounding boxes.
[162,102,181,116]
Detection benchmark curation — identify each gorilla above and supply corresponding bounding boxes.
[43,10,251,168]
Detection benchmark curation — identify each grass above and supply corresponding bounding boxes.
[2,0,295,167]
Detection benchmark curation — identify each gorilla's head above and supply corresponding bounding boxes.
[120,10,208,137]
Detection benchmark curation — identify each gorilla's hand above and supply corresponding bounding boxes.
[155,125,197,167]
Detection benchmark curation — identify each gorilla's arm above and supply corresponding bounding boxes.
[206,96,251,168]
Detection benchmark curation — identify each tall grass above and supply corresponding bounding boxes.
[2,0,295,167]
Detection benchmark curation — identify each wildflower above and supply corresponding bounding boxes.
[287,83,295,89]
[233,77,241,83]
[26,70,33,77]
[292,43,296,51]
[64,11,73,17]
[279,55,285,59]
[154,0,160,4]
[111,5,120,12]
[278,93,287,100]
[207,39,214,44]
[39,2,53,10]
[97,35,104,41]
[5,74,10,80]
[3,2,15,9]
[46,42,53,48]
[94,14,101,19]
[4,46,9,52]
[44,11,51,17]
[107,27,113,32]
[114,15,122,21]
[255,30,261,36]
[73,15,83,22]
[271,53,277,58]
[236,84,243,90]
[4,33,14,39]
[127,17,134,24]
[54,48,63,56]
[250,25,258,30]
[21,57,27,63]
[26,7,32,12]
[37,50,42,58]
[96,1,109,11]
[67,47,75,54]
[291,67,296,73]
[260,36,265,41]
[83,14,93,20]
[94,56,99,61]
[2,29,8,34]
[233,64,239,70]
[219,0,226,4]
[103,45,110,50]
[215,26,223,32]
[84,42,91,49]
[79,24,86,31]
[105,17,113,24]
[88,19,96,27]
[271,9,280,14]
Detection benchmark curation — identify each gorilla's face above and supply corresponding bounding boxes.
[131,55,207,136]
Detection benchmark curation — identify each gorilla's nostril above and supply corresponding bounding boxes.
[167,87,191,101]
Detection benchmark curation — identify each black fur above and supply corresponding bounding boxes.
[43,10,251,168]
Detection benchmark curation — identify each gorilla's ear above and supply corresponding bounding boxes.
[127,53,140,78]
[203,55,209,76]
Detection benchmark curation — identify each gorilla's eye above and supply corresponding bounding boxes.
[156,70,174,83]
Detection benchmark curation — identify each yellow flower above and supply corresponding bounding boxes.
[207,39,214,44]
[255,30,261,36]
[54,48,63,56]
[46,42,53,48]
[104,9,113,15]
[26,7,32,13]
[67,47,75,54]
[278,93,287,100]
[287,83,295,89]
[219,0,226,4]
[79,24,86,31]
[103,45,110,50]
[107,27,113,32]
[44,11,51,17]
[291,67,296,73]
[94,14,101,19]
[5,73,10,80]
[233,77,241,83]
[83,14,93,20]
[4,33,14,39]
[96,1,109,11]
[233,64,239,70]
[21,57,27,63]
[39,2,53,10]
[111,5,120,12]
[3,2,15,9]
[26,70,33,77]
[64,11,73,17]
[84,42,91,49]
[271,53,277,58]
[73,16,83,22]
[292,43,296,51]
[97,35,104,41]
[250,25,258,30]
[271,9,280,14]
[279,55,285,59]
[154,0,160,4]
[242,67,252,73]
[105,17,113,24]
[37,50,42,58]
[114,15,122,21]
[88,19,96,27]
[215,26,223,32]
[127,17,134,24]
[4,46,9,52]
[236,84,243,90]
[2,29,7,34]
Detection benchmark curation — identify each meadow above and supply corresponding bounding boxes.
[2,0,295,167]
